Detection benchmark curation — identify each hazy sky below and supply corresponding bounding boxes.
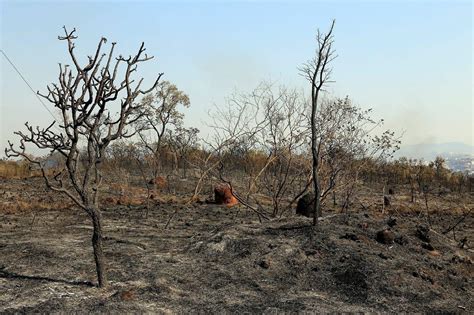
[1,0,472,156]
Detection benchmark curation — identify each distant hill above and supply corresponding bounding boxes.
[394,142,474,161]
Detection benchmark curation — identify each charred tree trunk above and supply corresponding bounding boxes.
[382,185,385,214]
[183,156,187,178]
[311,156,322,225]
[304,20,335,226]
[173,153,179,174]
[89,208,107,288]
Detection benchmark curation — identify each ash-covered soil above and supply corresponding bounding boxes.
[0,179,473,313]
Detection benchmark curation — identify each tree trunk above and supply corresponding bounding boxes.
[183,157,187,178]
[311,96,321,226]
[173,153,178,174]
[312,160,321,225]
[382,185,385,214]
[89,209,107,288]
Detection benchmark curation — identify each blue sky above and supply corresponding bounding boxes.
[1,0,472,155]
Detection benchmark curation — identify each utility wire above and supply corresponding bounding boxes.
[1,49,59,123]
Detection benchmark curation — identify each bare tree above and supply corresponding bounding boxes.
[205,82,311,218]
[316,97,399,212]
[300,20,336,225]
[5,27,162,287]
[135,81,190,183]
[168,126,200,178]
[189,84,272,209]
[256,85,310,217]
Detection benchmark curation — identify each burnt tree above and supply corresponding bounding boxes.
[301,20,336,225]
[5,27,162,287]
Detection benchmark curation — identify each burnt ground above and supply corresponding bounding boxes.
[0,178,473,313]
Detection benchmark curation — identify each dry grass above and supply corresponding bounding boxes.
[0,160,30,178]
[1,175,472,219]
[0,177,192,215]
[0,160,57,179]
[0,199,74,214]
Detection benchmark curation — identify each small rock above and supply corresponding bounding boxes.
[451,254,473,264]
[430,262,443,270]
[378,252,389,260]
[458,237,467,249]
[358,222,369,229]
[340,233,359,241]
[428,250,441,257]
[113,289,136,301]
[194,198,204,204]
[387,217,397,227]
[394,235,408,245]
[416,225,431,243]
[420,272,434,284]
[258,259,270,269]
[376,229,395,245]
[421,242,435,251]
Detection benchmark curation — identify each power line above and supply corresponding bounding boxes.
[0,49,59,123]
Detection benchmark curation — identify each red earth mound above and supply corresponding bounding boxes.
[214,183,238,206]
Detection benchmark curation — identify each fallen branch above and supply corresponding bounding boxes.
[442,208,472,235]
[354,196,368,211]
[165,208,180,229]
[103,236,146,250]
